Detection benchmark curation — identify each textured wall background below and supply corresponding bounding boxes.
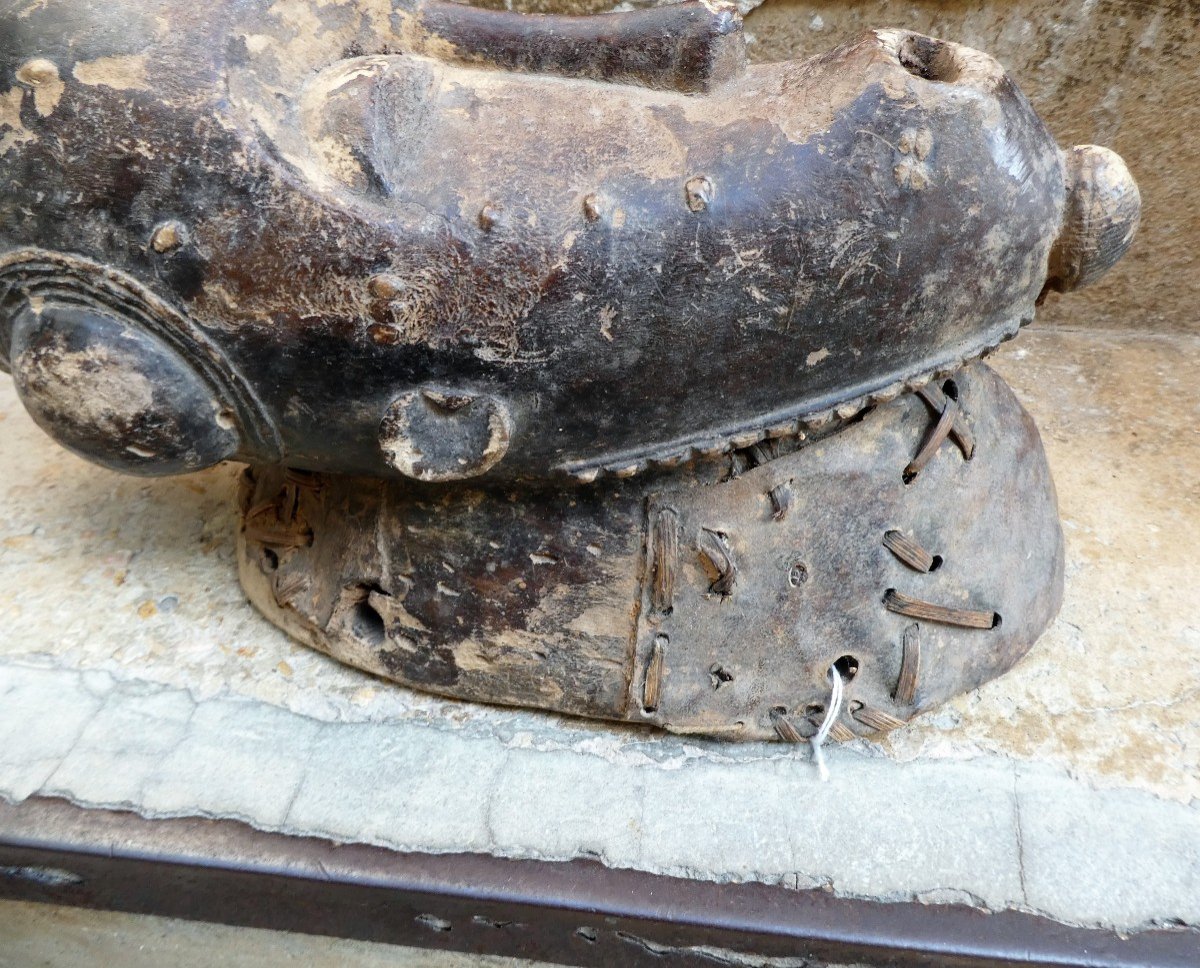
[498,0,1196,334]
[745,0,1194,335]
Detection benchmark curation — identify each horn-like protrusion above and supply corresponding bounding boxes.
[1045,145,1141,294]
[409,0,746,93]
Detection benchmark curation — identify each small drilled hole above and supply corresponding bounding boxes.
[771,704,789,717]
[576,927,598,943]
[834,655,860,681]
[929,555,944,572]
[804,703,825,717]
[788,559,809,587]
[260,548,279,572]
[351,599,386,645]
[992,612,1003,629]
[709,663,733,689]
[902,468,918,485]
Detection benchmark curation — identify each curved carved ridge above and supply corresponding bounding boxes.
[556,317,1026,483]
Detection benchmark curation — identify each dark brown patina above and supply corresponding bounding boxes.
[0,0,1138,739]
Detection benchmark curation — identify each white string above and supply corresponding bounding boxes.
[810,665,845,782]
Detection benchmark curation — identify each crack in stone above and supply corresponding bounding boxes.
[480,749,510,849]
[277,773,307,830]
[1013,765,1029,907]
[276,727,321,830]
[4,661,1200,936]
[132,699,200,805]
[36,677,111,796]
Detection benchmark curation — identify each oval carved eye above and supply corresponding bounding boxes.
[8,303,240,475]
[378,387,512,482]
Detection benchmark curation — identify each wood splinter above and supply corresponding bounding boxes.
[650,508,679,614]
[884,588,997,629]
[774,708,854,743]
[768,481,792,521]
[894,623,920,704]
[904,395,959,482]
[642,635,666,711]
[827,720,856,743]
[273,574,308,608]
[698,528,737,595]
[852,705,908,733]
[243,524,314,549]
[883,529,936,572]
[770,708,804,743]
[917,384,975,459]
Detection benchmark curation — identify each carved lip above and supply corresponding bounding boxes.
[555,315,1027,483]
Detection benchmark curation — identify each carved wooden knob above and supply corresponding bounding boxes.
[378,388,512,482]
[1046,145,1141,294]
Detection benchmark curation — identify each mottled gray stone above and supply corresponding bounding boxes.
[138,698,322,827]
[285,723,505,853]
[43,679,195,806]
[5,663,1200,934]
[489,745,647,865]
[1016,766,1200,928]
[0,664,106,801]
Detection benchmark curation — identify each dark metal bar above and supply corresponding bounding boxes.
[0,797,1195,968]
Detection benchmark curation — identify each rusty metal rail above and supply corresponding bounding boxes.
[0,797,1195,967]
